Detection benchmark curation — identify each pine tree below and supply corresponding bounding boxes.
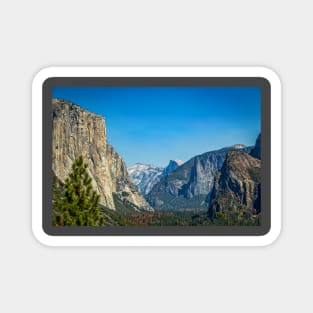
[52,156,104,226]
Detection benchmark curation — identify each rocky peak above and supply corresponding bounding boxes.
[162,160,183,176]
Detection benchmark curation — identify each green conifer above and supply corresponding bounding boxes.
[52,156,104,226]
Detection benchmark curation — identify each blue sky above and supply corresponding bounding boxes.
[52,86,261,167]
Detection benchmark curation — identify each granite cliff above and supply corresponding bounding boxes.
[52,99,152,212]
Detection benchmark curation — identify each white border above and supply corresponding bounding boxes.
[32,67,281,246]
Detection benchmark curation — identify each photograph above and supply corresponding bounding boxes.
[51,86,261,227]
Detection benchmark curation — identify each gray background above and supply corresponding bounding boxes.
[0,0,310,312]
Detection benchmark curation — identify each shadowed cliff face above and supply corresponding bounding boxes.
[52,99,152,212]
[250,134,261,159]
[208,151,261,218]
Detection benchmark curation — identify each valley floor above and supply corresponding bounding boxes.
[101,208,261,226]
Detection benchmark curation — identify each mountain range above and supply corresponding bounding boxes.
[145,145,253,210]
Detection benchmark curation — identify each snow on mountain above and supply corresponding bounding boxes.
[128,160,183,196]
[175,160,183,165]
[127,163,164,196]
[230,144,247,149]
